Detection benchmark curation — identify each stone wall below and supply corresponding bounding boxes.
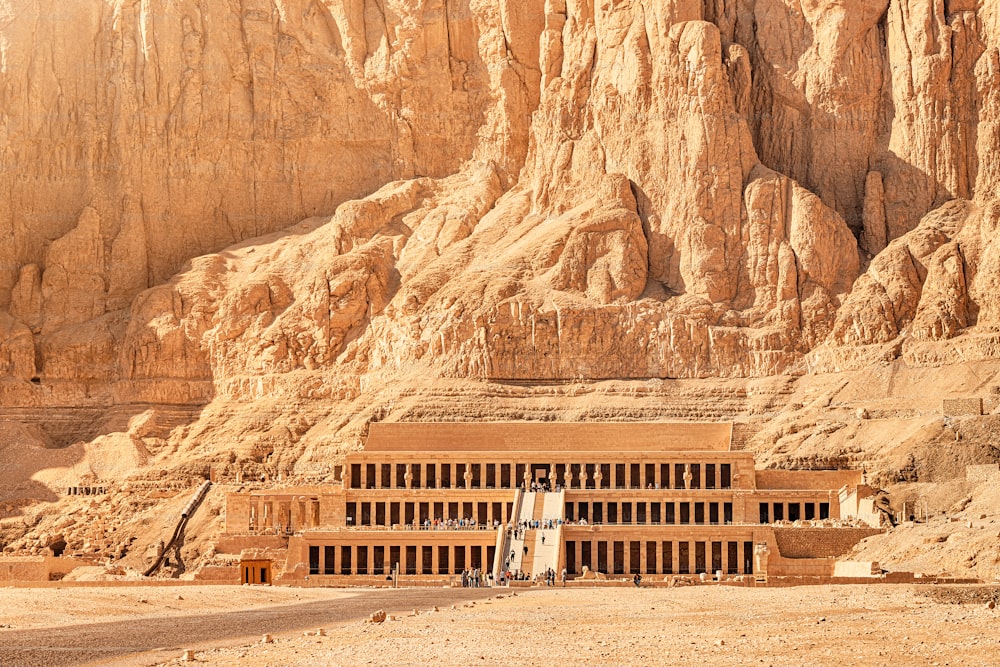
[772,528,883,559]
[755,470,862,491]
[942,398,984,416]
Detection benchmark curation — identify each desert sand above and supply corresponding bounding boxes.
[137,584,999,667]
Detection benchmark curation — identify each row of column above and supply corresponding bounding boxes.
[564,539,755,576]
[248,499,320,532]
[348,500,514,527]
[566,500,735,525]
[759,501,830,523]
[309,543,496,576]
[350,462,733,490]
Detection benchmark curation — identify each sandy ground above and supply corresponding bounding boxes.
[1,584,997,666]
[0,585,347,630]
[138,584,1000,667]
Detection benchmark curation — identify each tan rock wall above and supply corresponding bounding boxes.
[1,0,1000,507]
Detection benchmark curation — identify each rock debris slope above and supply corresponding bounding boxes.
[1,1,1000,561]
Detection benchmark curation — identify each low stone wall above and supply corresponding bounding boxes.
[942,398,983,416]
[192,565,240,583]
[833,561,881,577]
[0,556,96,582]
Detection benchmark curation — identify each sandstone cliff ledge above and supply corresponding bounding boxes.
[2,1,1000,569]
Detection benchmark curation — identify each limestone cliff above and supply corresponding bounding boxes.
[2,0,1000,562]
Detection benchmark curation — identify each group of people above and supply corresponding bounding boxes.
[509,518,559,539]
[460,568,489,587]
[527,480,559,493]
[539,567,567,586]
[408,517,501,530]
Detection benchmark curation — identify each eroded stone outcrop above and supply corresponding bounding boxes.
[0,0,1000,541]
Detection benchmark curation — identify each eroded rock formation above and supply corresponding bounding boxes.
[2,0,1000,560]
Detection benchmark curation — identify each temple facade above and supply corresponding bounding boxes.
[221,422,884,585]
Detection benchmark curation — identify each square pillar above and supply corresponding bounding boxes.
[671,542,680,574]
[639,464,647,489]
[654,464,662,489]
[639,540,647,574]
[721,541,729,575]
[736,541,744,574]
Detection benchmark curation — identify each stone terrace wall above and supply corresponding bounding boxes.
[773,528,883,559]
[755,470,862,490]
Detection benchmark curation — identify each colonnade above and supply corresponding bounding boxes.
[349,461,735,490]
[565,500,735,525]
[308,543,496,576]
[348,499,515,527]
[248,498,321,532]
[563,538,755,576]
[758,501,830,523]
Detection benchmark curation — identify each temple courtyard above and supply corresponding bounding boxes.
[1,584,997,666]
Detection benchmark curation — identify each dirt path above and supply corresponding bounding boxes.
[0,587,496,667]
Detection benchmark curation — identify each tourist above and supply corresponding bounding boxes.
[633,573,642,587]
[561,567,567,586]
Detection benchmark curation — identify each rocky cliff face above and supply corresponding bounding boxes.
[2,0,1000,523]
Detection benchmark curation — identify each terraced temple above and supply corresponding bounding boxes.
[222,423,884,585]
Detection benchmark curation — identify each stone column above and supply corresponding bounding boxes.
[432,544,440,574]
[640,463,647,489]
[683,464,693,490]
[350,546,358,575]
[639,540,647,574]
[563,466,573,489]
[578,468,588,490]
[593,465,603,489]
[523,469,532,490]
[654,464,662,489]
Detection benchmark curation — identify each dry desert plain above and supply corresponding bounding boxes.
[2,584,998,667]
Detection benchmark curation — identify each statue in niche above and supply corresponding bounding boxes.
[753,542,771,576]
